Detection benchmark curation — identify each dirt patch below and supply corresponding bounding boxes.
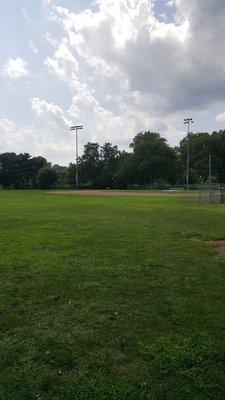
[190,237,225,255]
[48,190,198,198]
[209,240,225,255]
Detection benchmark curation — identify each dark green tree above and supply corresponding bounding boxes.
[98,143,120,188]
[0,153,48,189]
[114,152,136,189]
[131,132,178,185]
[79,142,101,187]
[179,133,211,182]
[179,131,225,183]
[36,166,58,189]
[30,156,48,187]
[53,164,68,186]
[0,152,19,188]
[66,163,76,187]
[210,130,225,181]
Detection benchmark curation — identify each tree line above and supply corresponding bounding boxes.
[1,130,225,189]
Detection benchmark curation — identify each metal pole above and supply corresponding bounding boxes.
[184,118,194,191]
[199,176,202,204]
[186,121,190,192]
[76,128,79,189]
[70,125,83,190]
[209,155,212,203]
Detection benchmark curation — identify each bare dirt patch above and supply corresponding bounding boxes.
[49,190,198,198]
[209,240,225,255]
[190,237,225,255]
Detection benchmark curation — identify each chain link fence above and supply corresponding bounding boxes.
[199,183,225,204]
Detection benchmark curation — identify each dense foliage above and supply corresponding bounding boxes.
[1,130,225,189]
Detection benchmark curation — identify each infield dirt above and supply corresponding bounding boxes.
[49,189,198,198]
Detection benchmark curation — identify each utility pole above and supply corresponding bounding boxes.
[70,125,83,189]
[184,118,194,191]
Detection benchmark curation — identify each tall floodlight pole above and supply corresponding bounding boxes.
[184,118,194,191]
[209,155,212,203]
[70,125,83,189]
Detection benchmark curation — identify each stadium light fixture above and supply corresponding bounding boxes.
[184,118,194,191]
[70,125,83,189]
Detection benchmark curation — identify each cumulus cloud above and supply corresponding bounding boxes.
[29,98,81,162]
[2,0,225,164]
[215,111,225,123]
[45,0,225,114]
[41,0,193,147]
[44,39,79,86]
[31,97,71,133]
[0,110,74,165]
[1,57,30,79]
[0,118,39,154]
[167,1,175,7]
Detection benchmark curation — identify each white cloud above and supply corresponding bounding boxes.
[2,0,225,164]
[31,97,71,133]
[29,98,80,163]
[41,0,193,147]
[1,57,30,79]
[29,40,38,54]
[215,111,225,123]
[46,0,225,113]
[22,7,29,20]
[45,32,57,47]
[0,118,39,154]
[44,39,79,86]
[38,0,225,152]
[167,0,175,7]
[0,112,74,165]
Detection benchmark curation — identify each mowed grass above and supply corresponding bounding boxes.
[0,191,225,399]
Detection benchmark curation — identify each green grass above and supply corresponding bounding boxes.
[0,191,225,399]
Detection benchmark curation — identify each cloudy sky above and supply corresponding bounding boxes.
[1,0,225,165]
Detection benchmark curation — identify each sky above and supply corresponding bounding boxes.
[1,0,225,165]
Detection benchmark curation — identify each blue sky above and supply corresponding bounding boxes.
[1,0,225,165]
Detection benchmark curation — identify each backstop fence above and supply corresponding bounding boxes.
[199,183,225,204]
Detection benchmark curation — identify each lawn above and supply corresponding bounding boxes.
[0,190,225,399]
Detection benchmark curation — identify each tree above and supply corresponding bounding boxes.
[179,133,211,182]
[53,164,68,186]
[2,129,225,190]
[179,131,225,183]
[98,143,120,188]
[210,130,225,181]
[66,163,76,187]
[79,142,101,187]
[16,153,33,189]
[0,152,19,189]
[0,153,48,189]
[114,152,135,189]
[36,166,58,189]
[131,132,178,185]
[30,156,48,187]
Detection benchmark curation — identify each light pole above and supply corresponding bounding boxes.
[209,155,212,203]
[184,118,194,191]
[0,162,3,190]
[70,125,83,189]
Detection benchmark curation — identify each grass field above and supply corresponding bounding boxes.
[0,190,225,399]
